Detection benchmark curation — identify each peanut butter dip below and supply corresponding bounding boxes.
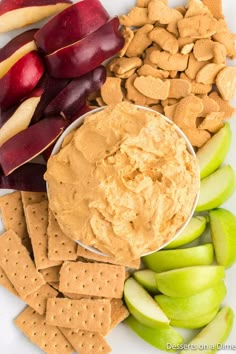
[45,102,199,262]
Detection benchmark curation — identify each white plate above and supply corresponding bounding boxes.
[0,1,236,353]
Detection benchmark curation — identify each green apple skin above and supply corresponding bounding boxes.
[124,277,170,329]
[142,244,214,272]
[196,165,236,212]
[209,208,236,268]
[197,123,232,179]
[125,315,184,352]
[155,265,225,297]
[134,270,160,294]
[164,216,207,249]
[171,306,219,329]
[180,307,234,354]
[154,280,226,320]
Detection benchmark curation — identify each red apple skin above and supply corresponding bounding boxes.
[35,0,109,54]
[45,66,106,119]
[0,117,66,175]
[0,29,37,62]
[0,0,71,15]
[0,51,44,111]
[45,17,124,78]
[32,72,70,122]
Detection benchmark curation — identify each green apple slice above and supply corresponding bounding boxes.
[180,307,234,354]
[125,315,184,352]
[164,216,207,249]
[171,306,219,329]
[134,270,160,294]
[196,165,236,212]
[124,277,170,329]
[155,265,225,297]
[197,123,232,179]
[209,208,236,268]
[154,281,226,320]
[142,244,214,272]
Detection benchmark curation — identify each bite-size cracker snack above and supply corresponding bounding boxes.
[39,265,61,283]
[202,0,223,19]
[25,200,62,269]
[134,76,170,100]
[59,261,125,298]
[126,24,153,58]
[60,328,112,354]
[0,191,31,251]
[209,92,236,119]
[0,230,45,298]
[0,266,18,296]
[216,66,236,100]
[25,283,58,316]
[46,298,111,335]
[47,210,77,261]
[100,77,124,105]
[15,307,73,354]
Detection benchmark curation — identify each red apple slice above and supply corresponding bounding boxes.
[0,29,37,78]
[0,163,46,191]
[32,73,70,122]
[0,88,43,146]
[45,66,106,119]
[45,17,124,78]
[0,117,66,175]
[35,0,109,54]
[70,104,91,123]
[0,51,44,111]
[0,0,71,34]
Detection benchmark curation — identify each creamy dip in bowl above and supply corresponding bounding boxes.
[45,102,199,263]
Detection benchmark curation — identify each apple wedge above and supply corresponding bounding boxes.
[0,29,37,79]
[180,307,234,354]
[44,66,106,120]
[35,0,109,54]
[45,17,124,78]
[196,165,236,212]
[0,163,46,191]
[0,117,66,176]
[0,0,71,34]
[125,315,184,352]
[124,278,170,329]
[164,216,207,249]
[134,270,160,294]
[197,124,232,179]
[171,306,219,329]
[155,281,226,320]
[0,88,43,146]
[155,266,225,297]
[143,244,214,272]
[0,51,44,111]
[209,208,236,268]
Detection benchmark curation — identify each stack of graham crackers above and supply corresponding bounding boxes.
[0,191,140,354]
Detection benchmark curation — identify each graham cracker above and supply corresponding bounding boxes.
[25,283,58,315]
[25,200,62,269]
[0,191,31,252]
[0,266,18,297]
[39,266,61,283]
[47,209,77,261]
[77,245,141,269]
[109,299,129,333]
[0,230,45,298]
[60,327,112,354]
[21,191,47,209]
[46,298,111,335]
[48,282,60,291]
[59,261,125,299]
[15,306,74,354]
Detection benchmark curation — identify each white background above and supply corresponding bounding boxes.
[0,1,235,353]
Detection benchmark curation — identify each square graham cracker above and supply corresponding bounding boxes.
[39,265,61,283]
[0,230,45,298]
[46,298,111,335]
[77,245,141,269]
[47,209,77,261]
[15,306,74,354]
[0,191,32,252]
[60,327,112,354]
[59,261,125,298]
[25,283,58,315]
[25,200,62,269]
